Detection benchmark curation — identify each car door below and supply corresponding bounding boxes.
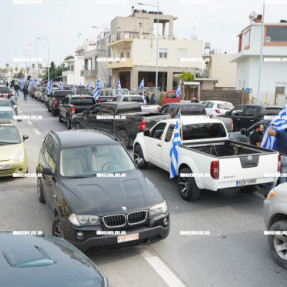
[230,105,244,131]
[144,122,167,167]
[96,105,115,132]
[159,104,170,115]
[83,104,101,128]
[161,124,175,171]
[241,106,260,129]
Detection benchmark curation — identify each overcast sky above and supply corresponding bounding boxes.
[0,0,286,68]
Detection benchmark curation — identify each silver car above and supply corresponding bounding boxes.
[264,183,287,269]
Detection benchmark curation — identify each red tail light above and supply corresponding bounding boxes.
[157,106,160,111]
[98,99,101,103]
[215,109,220,114]
[54,99,58,107]
[210,161,219,179]
[231,120,234,132]
[278,154,281,172]
[69,107,75,116]
[138,120,146,130]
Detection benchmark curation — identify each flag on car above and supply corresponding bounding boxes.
[261,105,287,150]
[88,82,91,91]
[93,78,101,101]
[21,79,25,90]
[117,80,123,96]
[46,80,52,95]
[175,80,181,98]
[60,81,64,90]
[170,110,182,178]
[72,84,75,93]
[139,79,144,90]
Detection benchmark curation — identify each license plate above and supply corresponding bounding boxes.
[117,233,139,243]
[237,178,256,186]
[0,164,11,169]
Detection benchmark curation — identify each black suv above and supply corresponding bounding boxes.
[36,129,169,252]
[48,90,73,116]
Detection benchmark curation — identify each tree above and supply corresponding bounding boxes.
[42,61,64,81]
[178,72,195,101]
[64,55,74,61]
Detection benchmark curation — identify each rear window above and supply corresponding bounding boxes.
[53,91,72,97]
[122,96,144,103]
[181,105,206,115]
[70,97,95,105]
[263,108,282,115]
[167,92,175,98]
[0,87,10,93]
[183,123,227,140]
[205,102,214,108]
[117,105,142,114]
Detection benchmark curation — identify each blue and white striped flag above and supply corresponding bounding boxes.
[117,80,123,96]
[139,79,144,90]
[46,80,52,95]
[72,84,75,93]
[88,82,91,92]
[262,105,287,150]
[60,81,64,90]
[170,110,182,178]
[21,79,25,90]
[175,80,181,98]
[93,78,101,101]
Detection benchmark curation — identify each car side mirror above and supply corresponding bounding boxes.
[23,135,29,141]
[42,167,55,176]
[144,130,150,136]
[240,128,247,135]
[135,158,145,168]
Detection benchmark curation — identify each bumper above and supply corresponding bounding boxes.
[0,161,28,177]
[62,214,170,252]
[263,198,273,229]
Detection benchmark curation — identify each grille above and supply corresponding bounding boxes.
[0,169,15,176]
[103,214,126,228]
[127,210,147,225]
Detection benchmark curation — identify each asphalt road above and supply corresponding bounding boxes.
[1,92,287,287]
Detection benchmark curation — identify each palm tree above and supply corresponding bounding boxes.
[9,67,13,78]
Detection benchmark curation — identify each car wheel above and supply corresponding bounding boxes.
[37,177,45,203]
[115,130,129,148]
[74,122,82,129]
[52,217,64,238]
[178,167,201,201]
[134,144,148,168]
[52,109,57,116]
[67,117,71,129]
[268,220,287,269]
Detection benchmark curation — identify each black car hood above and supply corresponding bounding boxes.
[59,169,164,215]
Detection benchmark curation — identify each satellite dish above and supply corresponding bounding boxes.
[249,11,257,22]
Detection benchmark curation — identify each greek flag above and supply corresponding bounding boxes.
[170,110,182,178]
[72,84,75,93]
[262,105,287,150]
[28,79,34,91]
[88,82,91,91]
[139,79,144,90]
[60,81,63,90]
[175,80,181,98]
[117,80,123,96]
[46,80,52,95]
[21,79,25,90]
[93,78,101,101]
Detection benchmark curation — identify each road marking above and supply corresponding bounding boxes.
[33,128,41,135]
[141,250,186,287]
[27,120,33,126]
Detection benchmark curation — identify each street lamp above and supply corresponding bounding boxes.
[37,37,50,82]
[138,2,159,97]
[22,49,31,78]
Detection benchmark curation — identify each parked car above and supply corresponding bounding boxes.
[0,119,28,177]
[161,90,178,105]
[0,233,109,286]
[0,98,18,115]
[36,130,170,252]
[264,183,287,270]
[133,117,280,200]
[48,90,73,116]
[71,102,170,147]
[201,100,234,116]
[229,119,271,143]
[220,104,282,132]
[0,106,20,123]
[58,95,96,129]
[0,86,12,98]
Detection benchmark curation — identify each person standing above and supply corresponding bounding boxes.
[268,125,287,186]
[14,82,20,99]
[250,124,264,147]
[150,93,156,105]
[23,84,28,101]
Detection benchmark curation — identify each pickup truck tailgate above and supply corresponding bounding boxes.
[74,105,93,113]
[218,153,279,189]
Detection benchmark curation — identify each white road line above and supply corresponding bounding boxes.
[27,120,33,126]
[141,250,186,287]
[33,128,41,135]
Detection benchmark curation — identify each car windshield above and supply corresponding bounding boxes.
[60,144,135,177]
[0,126,21,144]
[0,87,9,93]
[0,111,13,119]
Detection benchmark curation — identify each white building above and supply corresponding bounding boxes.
[232,15,287,106]
[62,40,96,85]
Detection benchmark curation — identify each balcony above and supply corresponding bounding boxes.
[107,58,133,69]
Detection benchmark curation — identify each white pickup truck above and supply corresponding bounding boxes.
[133,117,281,201]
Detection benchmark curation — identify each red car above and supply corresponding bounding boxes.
[0,87,12,98]
[161,90,179,105]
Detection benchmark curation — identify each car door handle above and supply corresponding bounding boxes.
[157,143,161,147]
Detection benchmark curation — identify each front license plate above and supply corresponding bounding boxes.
[117,233,139,243]
[0,164,11,169]
[237,178,256,186]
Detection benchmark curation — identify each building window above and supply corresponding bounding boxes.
[71,65,74,71]
[264,26,287,46]
[242,29,251,50]
[159,49,168,59]
[127,51,130,58]
[120,52,124,58]
[85,59,89,70]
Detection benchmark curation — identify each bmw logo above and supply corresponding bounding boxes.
[121,206,127,211]
[247,155,253,161]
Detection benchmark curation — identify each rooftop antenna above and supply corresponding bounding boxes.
[249,11,257,24]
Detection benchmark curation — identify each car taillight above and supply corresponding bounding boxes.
[54,99,58,107]
[231,120,234,132]
[215,109,220,114]
[98,99,101,103]
[69,107,75,116]
[157,106,160,111]
[278,154,281,172]
[210,161,219,179]
[138,120,146,130]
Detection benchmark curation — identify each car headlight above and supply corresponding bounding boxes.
[267,189,276,199]
[68,213,100,226]
[14,151,25,162]
[149,200,168,217]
